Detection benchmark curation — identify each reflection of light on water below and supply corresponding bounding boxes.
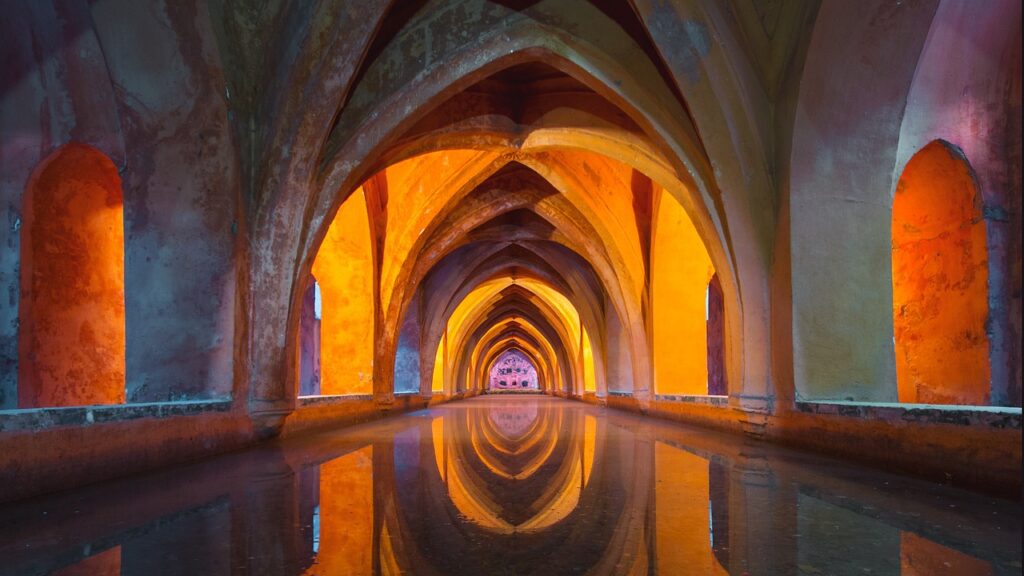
[487,403,539,438]
[12,400,1010,576]
[312,505,320,553]
[431,408,598,536]
[708,502,713,547]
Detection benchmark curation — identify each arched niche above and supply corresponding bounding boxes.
[892,140,990,405]
[19,143,125,408]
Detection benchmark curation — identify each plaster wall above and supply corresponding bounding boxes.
[0,0,125,408]
[790,0,940,401]
[0,0,239,406]
[893,0,1023,405]
[603,302,633,394]
[90,0,239,402]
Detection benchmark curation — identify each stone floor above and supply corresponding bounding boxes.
[1,396,1020,575]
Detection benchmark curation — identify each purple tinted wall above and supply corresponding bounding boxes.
[299,278,321,396]
[707,274,727,396]
[489,350,538,390]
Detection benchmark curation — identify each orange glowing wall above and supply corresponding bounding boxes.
[892,141,990,404]
[308,445,374,575]
[19,143,126,408]
[652,187,715,396]
[312,188,375,395]
[654,442,727,575]
[53,546,121,576]
[582,327,596,393]
[900,533,991,575]
[431,332,446,392]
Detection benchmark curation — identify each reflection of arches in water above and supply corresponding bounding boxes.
[292,404,737,575]
[386,407,644,574]
[298,445,374,575]
[654,441,729,575]
[487,402,539,438]
[428,405,594,534]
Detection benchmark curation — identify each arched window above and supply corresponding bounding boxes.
[706,274,727,396]
[892,140,990,405]
[19,143,125,407]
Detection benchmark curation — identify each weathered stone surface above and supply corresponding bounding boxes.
[0,0,1019,502]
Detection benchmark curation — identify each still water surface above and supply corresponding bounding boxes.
[0,396,1020,575]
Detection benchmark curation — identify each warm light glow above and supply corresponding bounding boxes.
[431,333,446,393]
[583,414,596,485]
[19,143,126,408]
[307,446,373,574]
[436,407,595,534]
[379,150,500,312]
[53,545,121,576]
[900,532,992,575]
[655,442,727,575]
[522,150,648,302]
[432,416,446,483]
[312,187,375,395]
[652,186,715,396]
[892,141,990,405]
[582,327,597,393]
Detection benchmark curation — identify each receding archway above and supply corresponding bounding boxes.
[892,140,990,405]
[18,143,126,408]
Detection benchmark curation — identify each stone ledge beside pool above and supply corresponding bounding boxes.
[796,401,1022,429]
[0,400,233,434]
